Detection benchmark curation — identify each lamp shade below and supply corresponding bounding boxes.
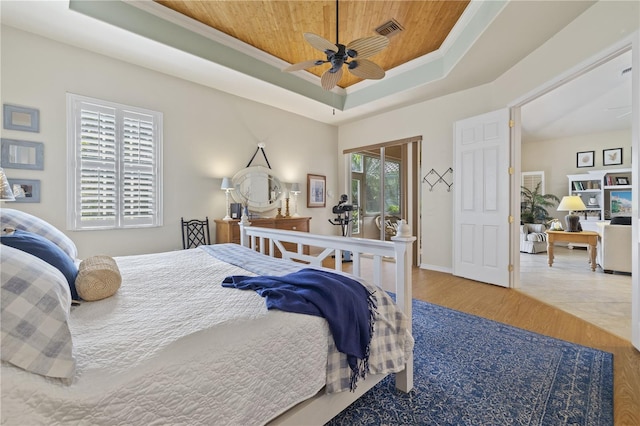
[557,195,586,212]
[0,167,15,201]
[220,177,233,191]
[290,182,300,194]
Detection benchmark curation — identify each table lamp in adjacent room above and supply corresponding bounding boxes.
[221,177,233,220]
[0,167,15,201]
[557,195,586,232]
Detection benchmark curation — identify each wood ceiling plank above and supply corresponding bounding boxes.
[155,0,469,88]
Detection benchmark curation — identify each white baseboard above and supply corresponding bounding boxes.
[419,263,452,273]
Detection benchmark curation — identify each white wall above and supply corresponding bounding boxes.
[1,26,338,258]
[522,129,632,221]
[339,0,640,272]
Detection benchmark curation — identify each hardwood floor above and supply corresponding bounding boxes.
[333,257,640,425]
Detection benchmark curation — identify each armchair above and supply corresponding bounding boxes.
[596,218,631,274]
[520,223,548,254]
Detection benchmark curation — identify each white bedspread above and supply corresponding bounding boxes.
[1,248,330,425]
[1,244,412,426]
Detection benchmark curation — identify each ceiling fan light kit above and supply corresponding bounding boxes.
[282,0,390,90]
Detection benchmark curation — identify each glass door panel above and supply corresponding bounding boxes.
[348,146,403,241]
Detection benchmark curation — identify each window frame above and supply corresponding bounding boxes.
[66,93,163,231]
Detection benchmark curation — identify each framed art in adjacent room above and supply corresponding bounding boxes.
[1,139,44,170]
[610,190,632,217]
[2,104,40,132]
[615,177,629,185]
[307,174,326,207]
[7,178,40,203]
[576,150,594,168]
[603,148,623,166]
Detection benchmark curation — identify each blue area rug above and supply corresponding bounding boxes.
[327,298,613,426]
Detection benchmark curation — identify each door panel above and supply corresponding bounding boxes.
[454,109,511,287]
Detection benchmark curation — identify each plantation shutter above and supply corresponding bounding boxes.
[521,171,545,195]
[68,94,162,230]
[122,111,157,225]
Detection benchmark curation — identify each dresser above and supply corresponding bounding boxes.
[214,217,311,256]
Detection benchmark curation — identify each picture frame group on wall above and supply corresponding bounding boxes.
[576,150,594,168]
[2,103,43,203]
[307,174,326,208]
[603,147,623,166]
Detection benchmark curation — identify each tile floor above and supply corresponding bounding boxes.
[518,246,632,341]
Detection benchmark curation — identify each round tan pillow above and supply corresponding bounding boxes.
[75,256,121,301]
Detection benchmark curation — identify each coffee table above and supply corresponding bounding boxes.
[545,230,599,271]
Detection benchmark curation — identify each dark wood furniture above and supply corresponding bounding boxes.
[215,217,311,256]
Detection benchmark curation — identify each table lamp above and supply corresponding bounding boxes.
[290,182,301,217]
[557,195,586,232]
[220,177,233,220]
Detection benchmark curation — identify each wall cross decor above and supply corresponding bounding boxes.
[423,167,453,192]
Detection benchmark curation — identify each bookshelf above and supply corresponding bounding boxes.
[567,168,632,221]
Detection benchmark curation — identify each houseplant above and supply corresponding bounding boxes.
[520,182,560,224]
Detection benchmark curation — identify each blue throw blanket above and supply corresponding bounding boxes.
[222,268,376,390]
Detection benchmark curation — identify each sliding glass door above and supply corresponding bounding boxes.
[348,146,403,241]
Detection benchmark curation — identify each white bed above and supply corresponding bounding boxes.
[1,213,415,426]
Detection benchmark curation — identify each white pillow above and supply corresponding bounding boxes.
[1,245,76,379]
[0,208,77,259]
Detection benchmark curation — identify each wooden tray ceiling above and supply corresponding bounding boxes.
[155,1,469,88]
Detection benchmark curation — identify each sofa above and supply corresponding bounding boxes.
[520,223,548,254]
[596,216,632,274]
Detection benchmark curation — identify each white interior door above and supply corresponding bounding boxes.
[453,109,511,287]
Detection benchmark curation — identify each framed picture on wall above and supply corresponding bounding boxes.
[307,174,326,208]
[3,104,39,132]
[7,178,40,203]
[1,139,44,170]
[603,148,623,166]
[576,151,594,168]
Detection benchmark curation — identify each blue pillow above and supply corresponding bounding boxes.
[1,229,80,300]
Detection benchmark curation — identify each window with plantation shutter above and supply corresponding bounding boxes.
[67,94,163,230]
[521,171,545,194]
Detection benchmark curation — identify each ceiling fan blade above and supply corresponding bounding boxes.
[348,59,385,80]
[283,60,323,72]
[346,35,389,59]
[321,67,343,90]
[304,33,338,53]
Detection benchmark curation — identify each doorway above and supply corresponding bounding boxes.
[514,45,633,340]
[344,137,421,265]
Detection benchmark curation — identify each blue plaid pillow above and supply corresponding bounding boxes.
[1,245,75,379]
[0,208,77,259]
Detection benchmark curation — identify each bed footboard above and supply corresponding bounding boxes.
[240,221,416,392]
[245,221,416,425]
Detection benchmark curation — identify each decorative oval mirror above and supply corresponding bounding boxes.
[231,165,283,212]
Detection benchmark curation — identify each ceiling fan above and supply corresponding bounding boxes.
[282,0,390,91]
